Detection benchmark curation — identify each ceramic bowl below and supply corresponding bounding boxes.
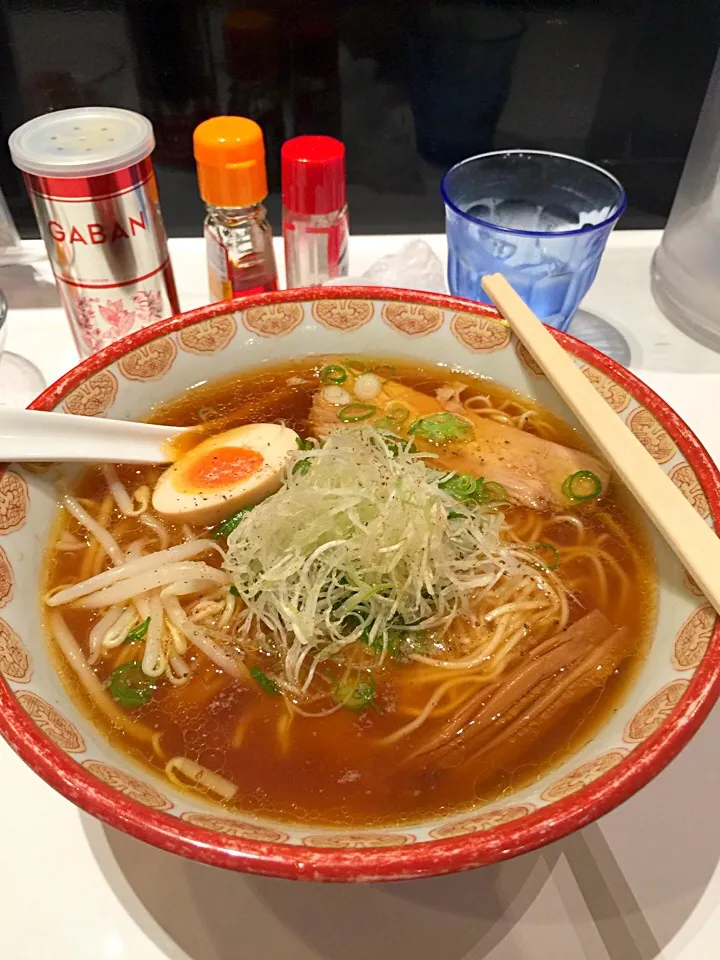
[1,287,719,882]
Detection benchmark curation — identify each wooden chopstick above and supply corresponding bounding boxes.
[481,272,720,615]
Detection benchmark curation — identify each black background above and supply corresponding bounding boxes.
[1,0,718,237]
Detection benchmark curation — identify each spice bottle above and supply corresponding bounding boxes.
[193,116,277,302]
[9,106,179,358]
[281,135,348,288]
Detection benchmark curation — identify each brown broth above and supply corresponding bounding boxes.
[44,357,656,826]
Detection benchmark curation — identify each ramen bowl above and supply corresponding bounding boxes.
[0,287,718,882]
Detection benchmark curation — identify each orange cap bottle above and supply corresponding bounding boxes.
[193,116,277,302]
[193,116,268,207]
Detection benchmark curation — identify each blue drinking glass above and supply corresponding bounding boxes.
[442,150,627,331]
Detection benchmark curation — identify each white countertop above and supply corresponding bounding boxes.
[3,232,720,960]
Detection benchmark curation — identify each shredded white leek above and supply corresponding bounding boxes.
[224,427,536,694]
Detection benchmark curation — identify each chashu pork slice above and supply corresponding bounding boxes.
[309,380,610,512]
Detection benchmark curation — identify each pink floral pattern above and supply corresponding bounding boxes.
[74,290,164,352]
[75,296,103,352]
[132,290,163,325]
[98,299,135,339]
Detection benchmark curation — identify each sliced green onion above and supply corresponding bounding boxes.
[295,436,315,451]
[344,359,367,375]
[320,364,347,385]
[124,616,150,644]
[372,363,396,378]
[338,584,391,614]
[531,542,560,571]
[373,418,395,432]
[562,470,602,502]
[334,673,376,711]
[251,666,279,695]
[447,510,467,520]
[408,412,473,445]
[440,474,478,501]
[359,625,406,660]
[107,661,155,709]
[479,480,508,503]
[385,628,405,660]
[293,459,311,476]
[230,585,241,597]
[338,403,376,423]
[384,401,409,424]
[375,430,406,457]
[211,505,254,539]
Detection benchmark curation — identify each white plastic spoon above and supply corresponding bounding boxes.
[0,408,190,464]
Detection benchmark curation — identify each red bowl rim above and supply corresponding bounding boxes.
[2,285,719,882]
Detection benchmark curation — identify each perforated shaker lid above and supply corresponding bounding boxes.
[8,107,155,178]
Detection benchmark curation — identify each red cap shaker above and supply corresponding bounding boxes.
[281,135,349,287]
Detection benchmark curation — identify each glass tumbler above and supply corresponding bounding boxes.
[442,150,626,330]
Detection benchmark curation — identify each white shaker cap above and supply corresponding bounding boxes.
[9,106,155,178]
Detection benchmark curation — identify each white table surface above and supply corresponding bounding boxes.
[3,232,720,960]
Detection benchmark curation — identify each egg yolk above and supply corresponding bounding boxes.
[181,446,264,490]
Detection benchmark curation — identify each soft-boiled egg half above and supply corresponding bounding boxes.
[152,423,299,525]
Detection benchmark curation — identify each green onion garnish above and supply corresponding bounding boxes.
[344,359,367,375]
[124,616,150,644]
[107,661,155,709]
[230,585,240,597]
[562,470,602,502]
[295,436,315,451]
[338,403,376,423]
[293,459,311,476]
[479,480,507,503]
[408,412,473,445]
[211,505,254,539]
[251,666,279,695]
[385,401,409,424]
[361,627,406,660]
[334,673,376,711]
[320,364,347,385]
[532,542,560,571]
[440,474,478,501]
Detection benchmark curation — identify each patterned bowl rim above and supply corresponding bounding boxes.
[2,285,720,882]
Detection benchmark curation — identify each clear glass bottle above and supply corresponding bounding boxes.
[193,116,278,301]
[203,202,277,300]
[282,135,348,288]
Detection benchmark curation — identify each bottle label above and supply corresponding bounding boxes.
[24,159,179,357]
[205,224,233,301]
